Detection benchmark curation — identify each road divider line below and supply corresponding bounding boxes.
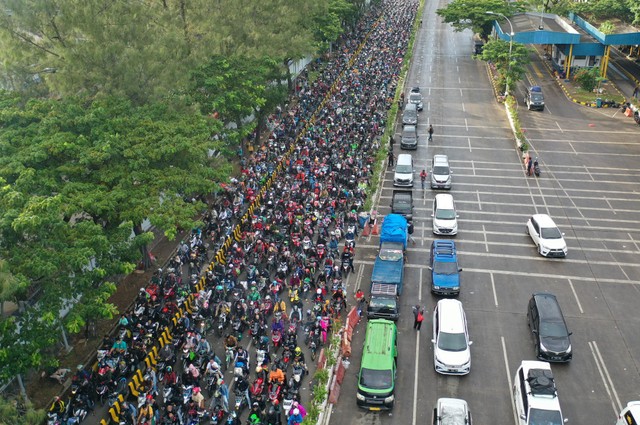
[589,340,622,414]
[568,279,584,314]
[419,268,423,302]
[413,326,421,425]
[491,273,498,307]
[501,336,517,425]
[481,225,488,252]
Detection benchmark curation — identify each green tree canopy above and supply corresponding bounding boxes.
[478,38,531,94]
[436,0,524,40]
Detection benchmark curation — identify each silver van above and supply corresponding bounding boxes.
[400,125,418,150]
[393,154,414,187]
[402,103,418,126]
[430,154,452,189]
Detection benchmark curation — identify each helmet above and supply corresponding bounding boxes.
[252,402,259,407]
[167,366,172,372]
[193,387,201,393]
[293,408,300,415]
[256,366,263,374]
[295,347,302,355]
[265,295,271,300]
[271,364,277,371]
[316,288,322,295]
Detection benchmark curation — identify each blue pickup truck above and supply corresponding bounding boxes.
[367,214,406,320]
[429,240,462,296]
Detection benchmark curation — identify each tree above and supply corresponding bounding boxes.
[311,0,358,51]
[0,259,27,317]
[436,0,524,40]
[0,393,45,424]
[571,0,633,23]
[479,39,531,94]
[190,55,288,147]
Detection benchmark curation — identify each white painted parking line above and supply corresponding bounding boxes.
[589,340,622,414]
[353,263,365,293]
[419,268,423,302]
[555,121,563,133]
[491,273,498,307]
[568,279,584,314]
[413,328,420,425]
[353,260,640,285]
[604,196,616,214]
[501,336,517,425]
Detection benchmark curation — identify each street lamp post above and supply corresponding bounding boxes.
[486,11,514,96]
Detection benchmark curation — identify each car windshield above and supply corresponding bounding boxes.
[433,166,449,175]
[531,93,544,101]
[437,331,467,352]
[528,408,563,425]
[409,93,422,103]
[369,298,395,309]
[396,164,412,173]
[379,247,403,261]
[360,368,392,389]
[540,321,568,337]
[433,261,458,274]
[540,227,562,239]
[435,208,456,220]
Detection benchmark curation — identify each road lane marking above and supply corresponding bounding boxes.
[603,196,615,214]
[501,336,518,425]
[568,279,584,314]
[353,260,640,285]
[555,121,563,132]
[589,340,622,414]
[419,268,423,302]
[353,263,365,293]
[477,191,482,211]
[413,325,421,425]
[491,273,498,307]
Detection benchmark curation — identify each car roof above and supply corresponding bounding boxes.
[433,154,449,164]
[531,214,557,228]
[436,299,466,332]
[532,293,565,322]
[437,398,469,424]
[435,193,454,208]
[518,361,563,412]
[433,240,457,260]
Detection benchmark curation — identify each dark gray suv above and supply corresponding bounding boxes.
[527,292,572,362]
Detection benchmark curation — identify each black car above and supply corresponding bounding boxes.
[527,293,572,362]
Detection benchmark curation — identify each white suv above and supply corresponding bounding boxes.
[526,214,568,257]
[431,299,472,375]
[513,361,567,425]
[432,193,458,235]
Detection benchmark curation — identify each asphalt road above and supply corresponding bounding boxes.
[330,1,640,425]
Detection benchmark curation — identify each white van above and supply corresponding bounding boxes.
[431,299,472,375]
[616,402,640,425]
[393,154,414,187]
[432,193,458,235]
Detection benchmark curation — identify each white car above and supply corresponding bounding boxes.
[513,360,567,425]
[433,398,472,425]
[432,194,458,235]
[431,299,472,375]
[526,214,567,257]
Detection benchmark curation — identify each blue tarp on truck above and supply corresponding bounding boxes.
[380,214,408,250]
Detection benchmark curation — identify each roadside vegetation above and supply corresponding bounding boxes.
[0,0,377,406]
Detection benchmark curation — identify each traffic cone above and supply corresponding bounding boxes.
[371,218,382,235]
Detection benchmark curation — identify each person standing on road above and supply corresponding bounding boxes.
[388,150,395,167]
[413,305,424,330]
[420,169,427,189]
[527,156,533,176]
[428,124,434,141]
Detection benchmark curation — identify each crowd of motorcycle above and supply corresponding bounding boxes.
[46,1,417,425]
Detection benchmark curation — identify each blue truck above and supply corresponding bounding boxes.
[367,214,407,321]
[429,239,462,296]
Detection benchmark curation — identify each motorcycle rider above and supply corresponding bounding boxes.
[248,402,263,424]
[268,364,285,385]
[266,399,282,425]
[234,346,250,374]
[224,333,238,350]
[292,347,307,374]
[205,359,223,382]
[163,366,177,387]
[49,396,65,414]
